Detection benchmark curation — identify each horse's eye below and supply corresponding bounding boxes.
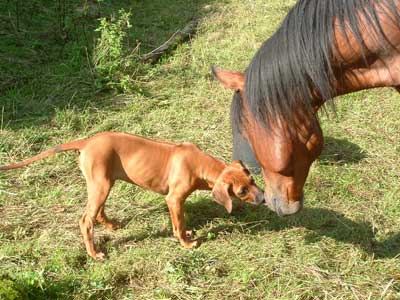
[238,187,248,197]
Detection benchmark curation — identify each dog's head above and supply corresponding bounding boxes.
[212,160,264,213]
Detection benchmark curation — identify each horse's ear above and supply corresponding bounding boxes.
[211,66,245,92]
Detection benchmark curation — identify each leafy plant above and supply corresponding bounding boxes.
[93,9,141,93]
[0,279,27,300]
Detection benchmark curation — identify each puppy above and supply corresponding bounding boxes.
[1,132,264,259]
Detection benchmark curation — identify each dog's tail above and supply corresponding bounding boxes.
[0,139,88,171]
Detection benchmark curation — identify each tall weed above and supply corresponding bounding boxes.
[93,9,141,93]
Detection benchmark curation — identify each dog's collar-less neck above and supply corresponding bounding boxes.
[198,155,226,189]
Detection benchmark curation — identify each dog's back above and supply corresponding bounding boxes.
[0,131,208,195]
[80,132,201,195]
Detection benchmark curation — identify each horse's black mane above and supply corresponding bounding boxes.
[239,0,400,131]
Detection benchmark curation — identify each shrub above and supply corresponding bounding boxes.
[0,279,27,300]
[93,9,141,93]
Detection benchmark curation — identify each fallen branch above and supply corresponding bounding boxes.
[141,20,198,63]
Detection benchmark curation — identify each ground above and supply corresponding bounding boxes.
[0,0,399,299]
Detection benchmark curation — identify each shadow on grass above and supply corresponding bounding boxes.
[110,229,172,251]
[183,198,400,259]
[0,275,78,300]
[0,0,217,130]
[318,136,366,165]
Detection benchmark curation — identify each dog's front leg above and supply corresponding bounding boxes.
[166,191,199,249]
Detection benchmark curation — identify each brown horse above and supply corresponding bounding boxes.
[213,0,400,216]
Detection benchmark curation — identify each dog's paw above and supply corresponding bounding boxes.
[93,252,106,260]
[185,230,194,239]
[181,238,200,249]
[173,229,194,239]
[105,221,120,231]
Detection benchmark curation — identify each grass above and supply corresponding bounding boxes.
[1,0,400,299]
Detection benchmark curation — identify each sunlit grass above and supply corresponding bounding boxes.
[1,0,399,299]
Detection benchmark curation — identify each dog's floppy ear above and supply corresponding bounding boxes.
[212,181,233,213]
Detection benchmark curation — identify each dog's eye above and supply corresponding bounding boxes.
[238,187,248,197]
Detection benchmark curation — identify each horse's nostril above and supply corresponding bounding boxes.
[273,198,278,209]
[273,198,283,216]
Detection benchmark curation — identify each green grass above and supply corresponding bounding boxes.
[1,0,400,299]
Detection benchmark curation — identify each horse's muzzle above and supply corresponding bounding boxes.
[264,195,304,216]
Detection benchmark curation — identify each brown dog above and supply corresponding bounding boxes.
[1,132,264,260]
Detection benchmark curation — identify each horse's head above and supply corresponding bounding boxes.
[213,67,324,216]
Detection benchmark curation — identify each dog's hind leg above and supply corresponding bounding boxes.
[96,205,119,230]
[79,179,113,260]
